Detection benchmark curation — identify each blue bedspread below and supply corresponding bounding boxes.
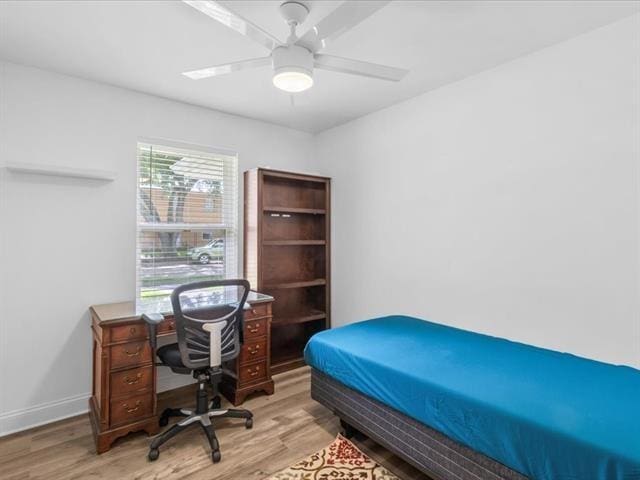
[304,316,640,480]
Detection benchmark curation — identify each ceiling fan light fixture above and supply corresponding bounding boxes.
[273,67,313,93]
[181,1,409,91]
[272,44,314,93]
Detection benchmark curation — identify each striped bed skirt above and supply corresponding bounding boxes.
[310,368,527,480]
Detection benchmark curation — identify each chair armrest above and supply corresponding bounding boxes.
[203,321,227,368]
[142,313,165,351]
[230,302,252,311]
[228,303,248,345]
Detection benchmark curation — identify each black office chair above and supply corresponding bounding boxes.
[142,279,253,463]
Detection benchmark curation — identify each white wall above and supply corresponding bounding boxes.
[315,15,640,368]
[1,12,638,437]
[0,62,315,435]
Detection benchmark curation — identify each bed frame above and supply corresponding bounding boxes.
[311,368,528,480]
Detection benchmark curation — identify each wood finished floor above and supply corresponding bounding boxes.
[0,367,431,480]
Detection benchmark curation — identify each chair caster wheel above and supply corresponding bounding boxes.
[148,448,160,461]
[212,450,221,463]
[245,418,253,429]
[210,395,221,410]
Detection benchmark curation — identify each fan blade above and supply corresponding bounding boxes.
[296,1,390,53]
[314,54,408,82]
[183,57,272,79]
[183,0,281,51]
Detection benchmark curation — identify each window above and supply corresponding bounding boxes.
[136,141,238,308]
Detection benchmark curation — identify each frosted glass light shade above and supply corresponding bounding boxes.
[273,68,313,93]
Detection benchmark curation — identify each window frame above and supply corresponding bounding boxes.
[135,138,239,307]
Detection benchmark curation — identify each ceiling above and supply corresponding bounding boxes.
[1,1,638,133]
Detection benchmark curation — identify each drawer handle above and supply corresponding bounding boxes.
[124,346,141,357]
[251,309,257,315]
[129,327,137,335]
[123,400,141,414]
[248,346,260,355]
[248,324,260,334]
[124,373,143,385]
[249,367,260,377]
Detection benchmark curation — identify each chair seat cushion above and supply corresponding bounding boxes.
[157,343,191,374]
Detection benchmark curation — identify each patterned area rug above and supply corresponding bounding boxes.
[266,434,400,480]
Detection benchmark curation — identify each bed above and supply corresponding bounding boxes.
[304,315,640,480]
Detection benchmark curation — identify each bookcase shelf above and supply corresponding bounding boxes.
[273,309,326,326]
[263,240,326,246]
[245,168,330,375]
[270,319,326,372]
[264,206,326,215]
[263,279,326,290]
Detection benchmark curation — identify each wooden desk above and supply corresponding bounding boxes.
[89,292,274,454]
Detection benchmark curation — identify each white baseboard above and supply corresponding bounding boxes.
[0,392,89,437]
[0,375,195,437]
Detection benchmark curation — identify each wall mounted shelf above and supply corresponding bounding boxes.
[4,162,117,181]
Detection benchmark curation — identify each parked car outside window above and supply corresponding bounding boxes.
[188,239,224,264]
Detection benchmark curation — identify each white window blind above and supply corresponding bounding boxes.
[136,141,238,308]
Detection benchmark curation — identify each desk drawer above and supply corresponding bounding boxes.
[238,360,268,385]
[245,303,270,320]
[110,340,152,369]
[157,318,176,335]
[110,393,153,427]
[110,365,153,396]
[239,338,267,364]
[111,323,146,343]
[243,319,267,340]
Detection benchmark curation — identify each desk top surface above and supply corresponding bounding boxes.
[91,290,273,325]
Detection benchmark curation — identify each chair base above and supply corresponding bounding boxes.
[148,406,253,463]
[148,370,252,464]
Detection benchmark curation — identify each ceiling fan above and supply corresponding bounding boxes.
[182,0,409,93]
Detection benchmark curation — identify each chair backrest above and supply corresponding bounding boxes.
[171,279,250,371]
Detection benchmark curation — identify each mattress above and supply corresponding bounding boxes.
[303,316,640,480]
[311,368,527,480]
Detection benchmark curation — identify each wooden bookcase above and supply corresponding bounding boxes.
[244,168,330,374]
